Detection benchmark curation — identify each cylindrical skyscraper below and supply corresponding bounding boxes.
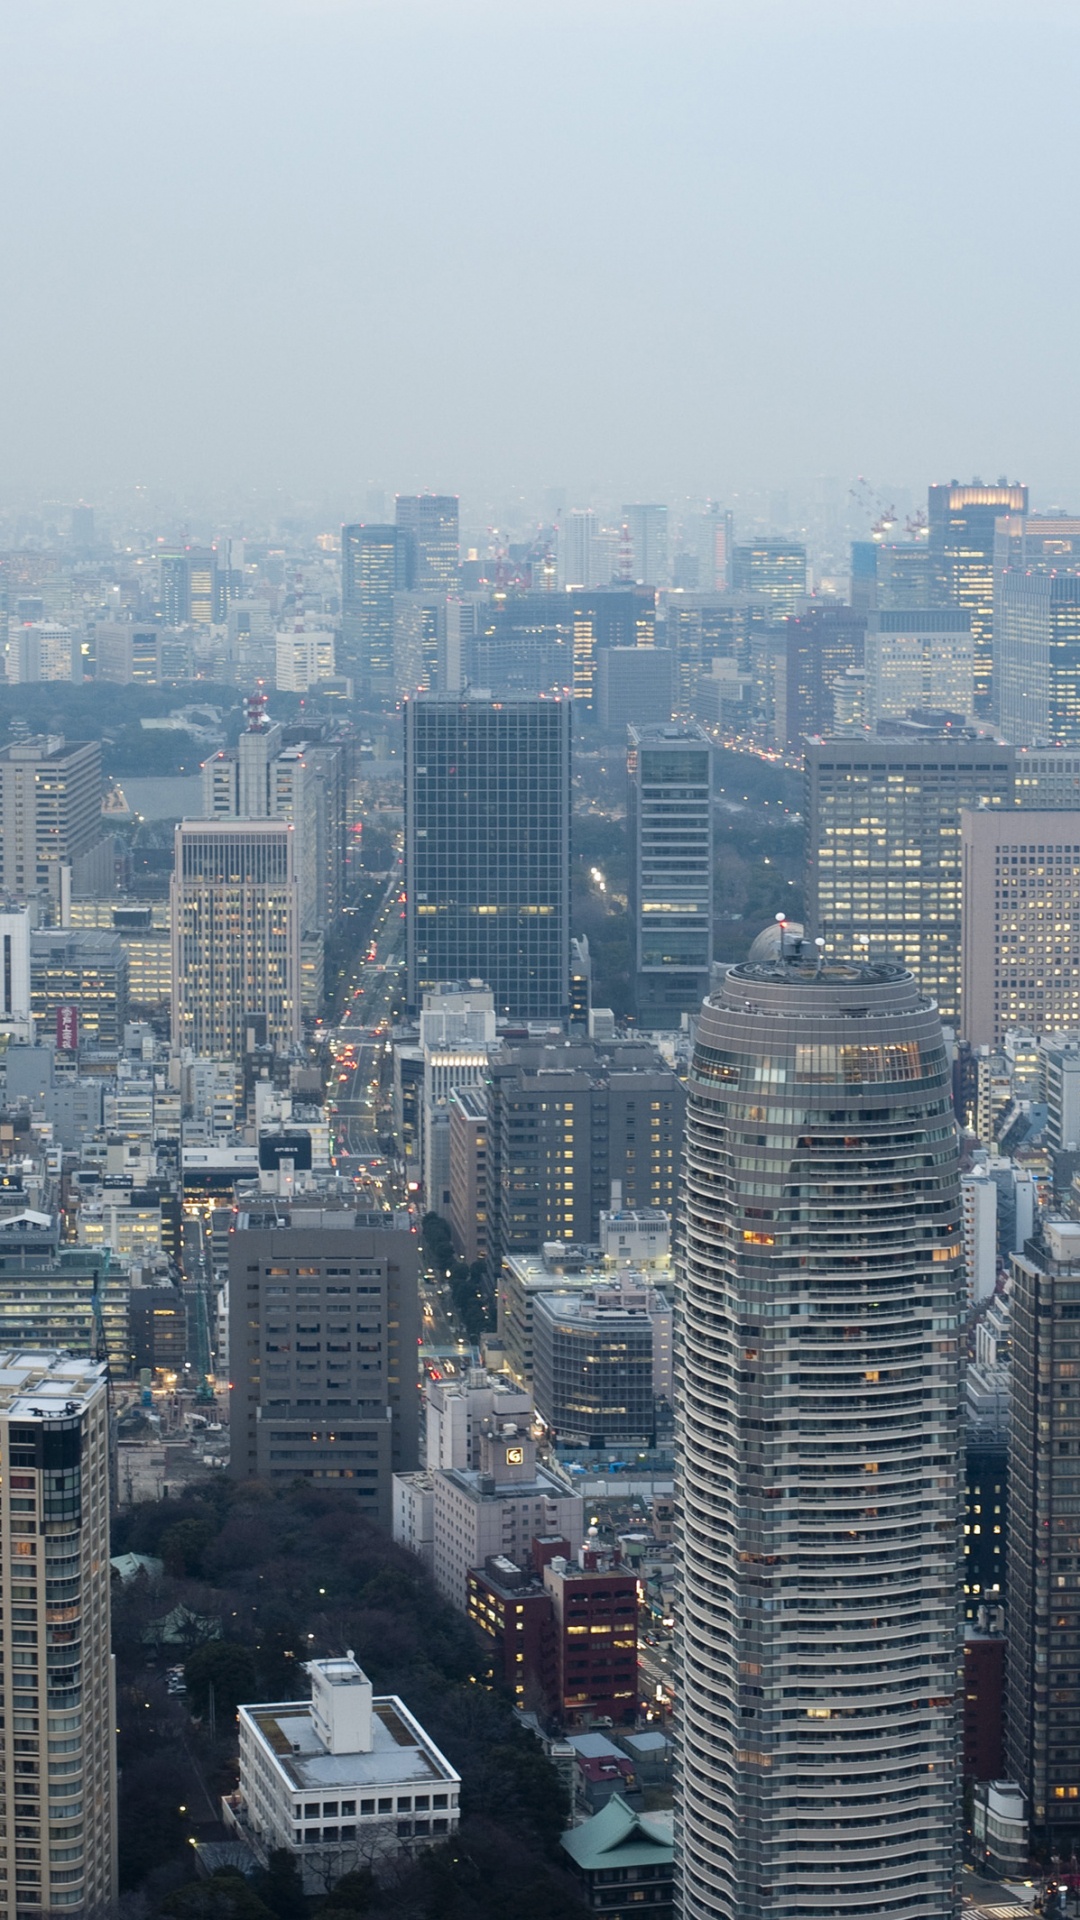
[676,949,963,1920]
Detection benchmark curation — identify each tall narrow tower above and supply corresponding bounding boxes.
[676,944,963,1920]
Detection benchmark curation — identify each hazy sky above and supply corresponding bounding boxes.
[2,0,1079,517]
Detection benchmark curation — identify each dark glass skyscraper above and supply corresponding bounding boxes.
[404,690,571,1019]
[341,522,413,692]
[627,721,712,1028]
[676,948,963,1920]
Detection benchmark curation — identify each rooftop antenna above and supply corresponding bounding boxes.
[775,912,786,959]
[814,936,826,978]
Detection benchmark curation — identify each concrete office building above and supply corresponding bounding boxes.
[404,691,571,1020]
[170,820,301,1058]
[228,1215,420,1528]
[864,608,975,723]
[447,1086,487,1265]
[30,931,129,1051]
[596,648,674,733]
[1041,1036,1080,1152]
[996,570,1080,749]
[0,737,103,902]
[1007,1219,1080,1853]
[0,1352,117,1920]
[628,723,712,1029]
[532,1285,664,1447]
[430,1421,583,1612]
[483,1038,684,1278]
[0,909,32,1040]
[229,1656,459,1889]
[806,736,1014,1023]
[960,810,1080,1046]
[779,605,865,749]
[677,952,963,1920]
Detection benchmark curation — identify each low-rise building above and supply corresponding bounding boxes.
[227,1655,460,1892]
[430,1422,583,1611]
[560,1793,674,1918]
[972,1780,1028,1880]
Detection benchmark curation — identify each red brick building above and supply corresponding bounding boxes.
[964,1633,1005,1781]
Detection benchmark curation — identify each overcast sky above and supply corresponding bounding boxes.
[2,0,1078,521]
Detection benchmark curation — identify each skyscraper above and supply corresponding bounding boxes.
[627,722,712,1028]
[864,608,975,723]
[960,809,1080,1045]
[404,690,571,1019]
[1006,1217,1080,1855]
[561,508,600,589]
[0,1351,118,1920]
[927,480,1028,714]
[170,819,301,1057]
[622,504,670,588]
[805,736,1014,1022]
[677,947,963,1920]
[0,737,103,902]
[395,494,459,594]
[730,538,807,616]
[996,569,1080,747]
[340,523,412,692]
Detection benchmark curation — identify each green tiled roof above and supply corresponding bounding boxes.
[560,1793,674,1872]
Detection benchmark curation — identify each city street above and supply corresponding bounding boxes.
[327,861,406,1205]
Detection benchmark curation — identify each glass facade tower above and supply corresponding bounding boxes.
[676,951,963,1920]
[628,722,713,1029]
[404,691,571,1019]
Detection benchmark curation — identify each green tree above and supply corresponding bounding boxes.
[160,1871,277,1920]
[255,1848,307,1920]
[160,1516,217,1578]
[317,1869,378,1913]
[184,1640,257,1717]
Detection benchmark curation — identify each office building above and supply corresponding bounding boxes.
[627,723,712,1028]
[961,1167,997,1307]
[0,1351,117,1919]
[1014,750,1080,809]
[228,1216,420,1529]
[566,586,656,714]
[0,909,32,1040]
[1041,1036,1080,1152]
[159,546,219,626]
[404,691,571,1020]
[170,820,301,1058]
[30,930,129,1050]
[424,1369,532,1472]
[622,505,669,588]
[470,593,573,698]
[0,737,103,901]
[498,1209,674,1392]
[447,1086,487,1265]
[851,539,940,615]
[730,539,807,616]
[996,570,1080,748]
[544,1556,639,1727]
[395,494,459,594]
[677,951,963,1919]
[1006,1218,1080,1852]
[689,505,735,593]
[561,508,600,589]
[229,1656,459,1890]
[0,1227,130,1374]
[532,1284,663,1446]
[864,608,975,723]
[779,605,865,748]
[928,481,1028,713]
[665,592,772,719]
[418,986,495,1215]
[805,736,1014,1023]
[340,523,412,692]
[484,1039,684,1278]
[960,810,1080,1046]
[5,623,77,685]
[93,625,167,686]
[430,1420,583,1612]
[596,648,673,732]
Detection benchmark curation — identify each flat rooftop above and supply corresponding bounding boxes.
[245,1698,457,1792]
[0,1351,108,1417]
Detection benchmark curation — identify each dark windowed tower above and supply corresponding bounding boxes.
[676,947,963,1920]
[341,523,413,692]
[395,494,460,594]
[405,691,570,1020]
[628,722,712,1029]
[927,481,1028,714]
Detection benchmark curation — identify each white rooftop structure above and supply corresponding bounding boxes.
[228,1655,460,1890]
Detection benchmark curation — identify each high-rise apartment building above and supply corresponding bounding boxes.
[170,820,301,1057]
[0,738,103,901]
[676,951,963,1920]
[627,723,712,1028]
[805,736,1014,1022]
[1006,1217,1080,1854]
[730,539,807,616]
[395,495,459,594]
[0,1351,117,1920]
[960,809,1080,1045]
[340,524,412,692]
[622,504,670,588]
[404,690,571,1019]
[864,608,974,723]
[928,481,1028,714]
[228,1215,420,1528]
